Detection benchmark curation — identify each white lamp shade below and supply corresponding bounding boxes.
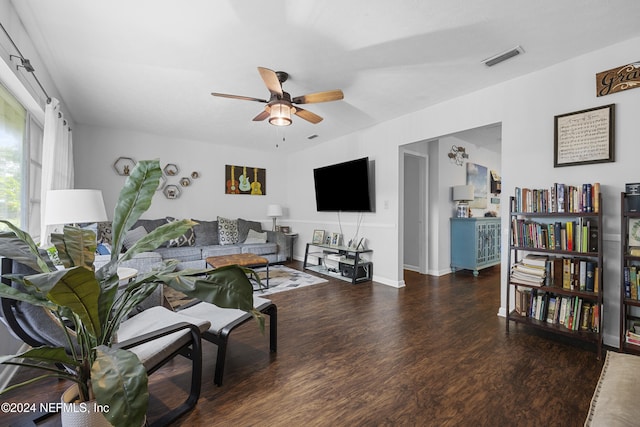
[453,185,474,202]
[267,204,283,217]
[45,189,108,225]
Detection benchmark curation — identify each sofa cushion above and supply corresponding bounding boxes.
[165,217,195,247]
[237,218,263,243]
[240,242,278,256]
[123,226,148,250]
[217,217,239,245]
[201,245,242,258]
[192,219,218,246]
[155,246,202,262]
[244,229,268,244]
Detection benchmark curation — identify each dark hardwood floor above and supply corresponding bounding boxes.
[1,262,604,426]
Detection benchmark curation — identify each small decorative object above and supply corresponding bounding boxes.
[191,171,200,179]
[163,184,180,199]
[490,170,501,194]
[448,145,469,166]
[180,177,191,187]
[453,185,474,218]
[163,163,179,176]
[156,174,167,191]
[330,232,342,246]
[312,229,325,244]
[113,156,136,176]
[325,235,331,245]
[280,226,290,233]
[554,104,615,167]
[628,218,640,247]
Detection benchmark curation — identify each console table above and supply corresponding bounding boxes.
[303,242,373,284]
[450,217,501,276]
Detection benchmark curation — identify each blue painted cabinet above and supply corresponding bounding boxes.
[450,217,501,276]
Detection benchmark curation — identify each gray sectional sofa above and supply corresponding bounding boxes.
[95,217,288,273]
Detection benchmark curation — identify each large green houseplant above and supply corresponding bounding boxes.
[0,160,262,426]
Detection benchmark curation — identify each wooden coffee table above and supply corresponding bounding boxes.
[205,253,269,289]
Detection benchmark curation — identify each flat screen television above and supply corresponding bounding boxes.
[313,157,375,212]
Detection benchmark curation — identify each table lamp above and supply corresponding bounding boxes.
[267,204,283,231]
[45,189,108,226]
[453,185,474,218]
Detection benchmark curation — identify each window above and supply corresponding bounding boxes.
[0,83,43,237]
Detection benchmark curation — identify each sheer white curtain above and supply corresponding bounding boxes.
[39,97,73,246]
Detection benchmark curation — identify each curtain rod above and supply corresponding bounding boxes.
[0,20,51,103]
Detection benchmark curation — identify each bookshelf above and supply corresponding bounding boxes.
[619,192,640,354]
[506,183,603,359]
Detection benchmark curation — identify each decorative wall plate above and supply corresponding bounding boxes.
[113,157,136,176]
[163,163,179,176]
[191,171,200,179]
[163,184,180,199]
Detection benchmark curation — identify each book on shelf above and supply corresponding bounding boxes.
[513,182,600,213]
[524,292,598,332]
[510,218,597,252]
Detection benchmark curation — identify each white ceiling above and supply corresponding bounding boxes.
[10,0,640,152]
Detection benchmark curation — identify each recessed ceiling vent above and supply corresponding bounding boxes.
[482,45,524,67]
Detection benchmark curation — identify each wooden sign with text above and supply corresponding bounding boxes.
[596,61,640,97]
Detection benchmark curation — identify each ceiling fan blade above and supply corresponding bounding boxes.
[253,109,270,122]
[257,67,283,97]
[211,92,268,103]
[294,107,323,124]
[292,89,344,104]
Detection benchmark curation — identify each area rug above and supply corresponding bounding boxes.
[163,266,328,309]
[253,265,328,296]
[585,351,640,426]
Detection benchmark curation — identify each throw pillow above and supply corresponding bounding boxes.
[123,226,148,250]
[243,229,268,244]
[217,216,239,245]
[165,217,196,247]
[96,221,112,245]
[192,219,219,246]
[237,218,263,242]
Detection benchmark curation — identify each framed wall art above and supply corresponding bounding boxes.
[225,165,266,195]
[466,162,488,209]
[554,104,615,167]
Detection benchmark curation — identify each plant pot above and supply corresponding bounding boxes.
[60,384,111,427]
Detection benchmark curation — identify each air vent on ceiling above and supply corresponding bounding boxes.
[482,45,524,67]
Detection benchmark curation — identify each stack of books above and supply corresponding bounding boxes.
[510,254,547,287]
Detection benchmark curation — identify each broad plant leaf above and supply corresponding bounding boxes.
[52,226,97,269]
[0,346,78,367]
[0,221,54,272]
[111,160,162,256]
[120,219,196,262]
[92,346,148,427]
[44,267,101,337]
[0,282,56,309]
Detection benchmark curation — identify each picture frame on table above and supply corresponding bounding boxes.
[629,218,640,247]
[312,229,325,244]
[330,232,342,246]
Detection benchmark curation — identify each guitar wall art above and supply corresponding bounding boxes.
[225,165,266,195]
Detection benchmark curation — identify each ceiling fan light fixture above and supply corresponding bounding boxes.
[269,102,292,126]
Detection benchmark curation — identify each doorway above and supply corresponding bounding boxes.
[402,150,428,274]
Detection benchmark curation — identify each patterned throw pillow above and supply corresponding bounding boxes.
[244,229,267,244]
[217,216,239,245]
[165,217,196,247]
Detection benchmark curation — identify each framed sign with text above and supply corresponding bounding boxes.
[554,104,615,167]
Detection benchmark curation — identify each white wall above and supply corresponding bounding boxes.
[74,124,289,228]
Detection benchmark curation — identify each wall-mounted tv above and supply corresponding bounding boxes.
[313,157,375,212]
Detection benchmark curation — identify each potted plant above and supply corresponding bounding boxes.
[0,160,262,426]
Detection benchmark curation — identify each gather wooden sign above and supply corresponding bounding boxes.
[596,61,640,97]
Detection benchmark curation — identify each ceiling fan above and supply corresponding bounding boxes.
[211,67,344,126]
